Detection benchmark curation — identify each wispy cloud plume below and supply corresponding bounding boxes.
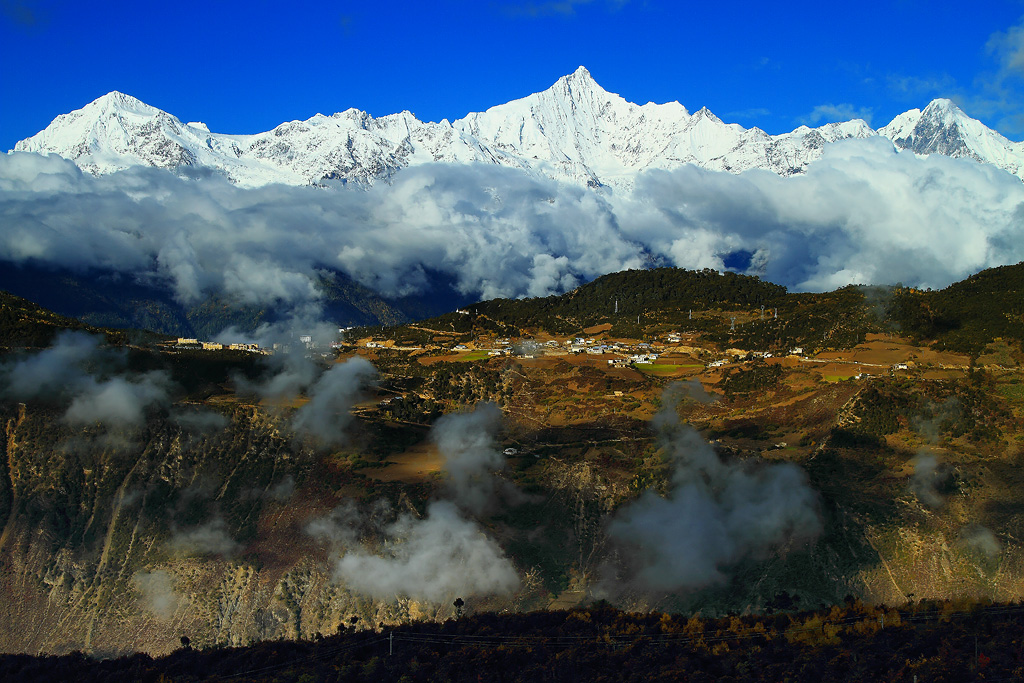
[432,402,512,514]
[310,403,522,602]
[601,384,821,594]
[908,453,952,509]
[132,569,182,620]
[332,500,521,602]
[168,516,241,557]
[292,356,378,446]
[63,372,172,428]
[0,330,173,429]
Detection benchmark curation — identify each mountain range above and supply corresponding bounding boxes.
[12,67,1024,190]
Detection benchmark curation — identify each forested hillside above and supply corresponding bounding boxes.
[887,262,1024,353]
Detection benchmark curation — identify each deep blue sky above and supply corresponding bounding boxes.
[3,0,1024,151]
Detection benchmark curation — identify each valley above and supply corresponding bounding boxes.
[1,265,1022,658]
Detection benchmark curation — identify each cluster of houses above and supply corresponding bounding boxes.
[354,328,849,373]
[174,338,268,354]
[173,331,345,357]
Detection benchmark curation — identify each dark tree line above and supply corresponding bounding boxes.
[5,600,1024,682]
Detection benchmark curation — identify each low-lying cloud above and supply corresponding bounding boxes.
[132,569,182,620]
[602,385,822,594]
[168,516,241,558]
[958,523,1002,559]
[309,403,523,603]
[236,348,378,446]
[64,372,172,428]
[332,500,521,602]
[170,406,230,434]
[292,356,378,446]
[3,140,1022,322]
[909,452,953,508]
[0,330,173,428]
[432,402,513,514]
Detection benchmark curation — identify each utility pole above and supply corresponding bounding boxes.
[389,631,393,656]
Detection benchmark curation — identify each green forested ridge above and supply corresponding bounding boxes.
[393,268,883,353]
[472,268,787,336]
[5,259,1023,354]
[886,261,1024,353]
[411,263,1024,355]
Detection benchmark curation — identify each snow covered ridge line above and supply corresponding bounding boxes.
[12,66,1024,189]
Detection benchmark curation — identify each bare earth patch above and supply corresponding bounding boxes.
[363,442,443,484]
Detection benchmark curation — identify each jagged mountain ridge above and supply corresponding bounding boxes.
[12,66,1024,189]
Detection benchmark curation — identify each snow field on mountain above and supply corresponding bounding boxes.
[16,67,1024,189]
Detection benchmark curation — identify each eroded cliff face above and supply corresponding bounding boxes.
[0,405,537,656]
[1,397,1022,657]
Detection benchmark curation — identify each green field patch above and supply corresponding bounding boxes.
[456,350,491,361]
[633,363,698,373]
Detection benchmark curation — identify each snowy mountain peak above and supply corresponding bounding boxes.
[91,90,154,113]
[921,97,962,116]
[561,65,598,88]
[11,70,1024,189]
[546,65,615,105]
[879,97,1024,173]
[693,106,723,124]
[13,90,202,175]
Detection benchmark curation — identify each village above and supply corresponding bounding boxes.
[165,332,350,359]
[352,325,942,381]
[166,319,978,393]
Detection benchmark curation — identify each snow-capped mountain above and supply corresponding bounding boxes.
[12,67,1024,189]
[879,98,1024,177]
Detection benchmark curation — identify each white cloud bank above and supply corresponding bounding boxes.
[2,140,1023,318]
